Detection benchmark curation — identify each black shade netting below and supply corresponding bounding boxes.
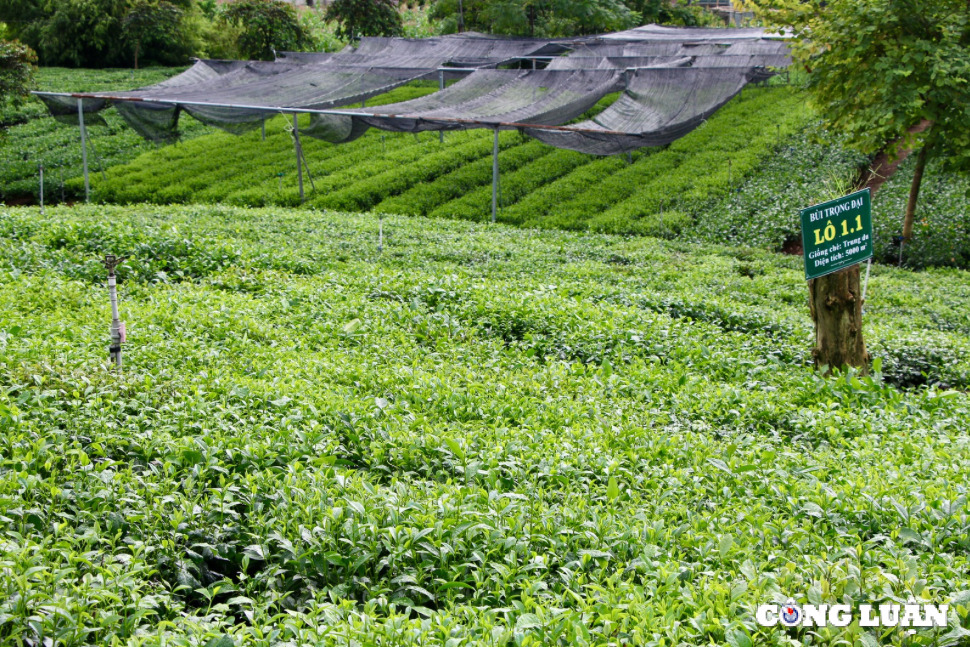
[35,95,109,127]
[547,56,693,70]
[302,68,622,143]
[279,34,571,68]
[598,24,782,42]
[522,66,755,155]
[75,59,447,138]
[560,42,730,57]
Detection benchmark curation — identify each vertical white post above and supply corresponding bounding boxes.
[78,99,90,203]
[439,71,445,143]
[104,255,124,371]
[491,128,499,224]
[293,113,304,204]
[39,164,44,214]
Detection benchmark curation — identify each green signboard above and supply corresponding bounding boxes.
[800,188,873,281]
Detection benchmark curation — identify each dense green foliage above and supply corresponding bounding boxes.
[2,203,970,645]
[0,0,204,67]
[746,0,970,169]
[745,0,970,247]
[428,0,714,36]
[871,156,970,270]
[325,0,404,41]
[0,66,213,202]
[122,0,185,69]
[0,38,36,109]
[688,126,870,249]
[219,0,313,61]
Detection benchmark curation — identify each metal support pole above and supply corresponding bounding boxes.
[626,152,632,165]
[78,99,90,203]
[861,258,872,310]
[261,119,266,141]
[39,164,44,214]
[378,215,384,253]
[299,144,316,192]
[293,113,304,203]
[491,128,499,224]
[103,254,125,371]
[439,71,445,143]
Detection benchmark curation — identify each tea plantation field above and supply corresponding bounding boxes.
[81,84,825,236]
[2,204,970,646]
[0,67,216,203]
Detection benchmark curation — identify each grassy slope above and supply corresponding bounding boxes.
[2,203,970,646]
[0,67,214,202]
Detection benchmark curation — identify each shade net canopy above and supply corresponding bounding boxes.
[522,66,756,155]
[35,34,568,141]
[304,68,623,143]
[561,42,730,57]
[596,24,784,41]
[35,25,791,153]
[281,34,572,67]
[546,55,693,70]
[36,58,437,141]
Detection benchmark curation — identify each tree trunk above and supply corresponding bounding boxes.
[808,264,868,374]
[901,136,933,241]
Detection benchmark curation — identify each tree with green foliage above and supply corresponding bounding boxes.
[429,0,639,37]
[0,39,36,108]
[324,0,404,41]
[220,0,313,61]
[745,0,970,242]
[123,0,183,69]
[0,0,202,67]
[743,0,970,373]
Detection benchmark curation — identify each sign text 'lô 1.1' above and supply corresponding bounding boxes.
[800,188,873,281]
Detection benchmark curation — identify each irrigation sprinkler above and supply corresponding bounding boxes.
[381,134,386,154]
[103,254,126,371]
[277,171,284,191]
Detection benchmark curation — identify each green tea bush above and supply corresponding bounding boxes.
[872,156,970,270]
[689,125,869,250]
[0,67,213,203]
[2,204,970,645]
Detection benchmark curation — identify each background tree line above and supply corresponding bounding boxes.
[0,0,715,71]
